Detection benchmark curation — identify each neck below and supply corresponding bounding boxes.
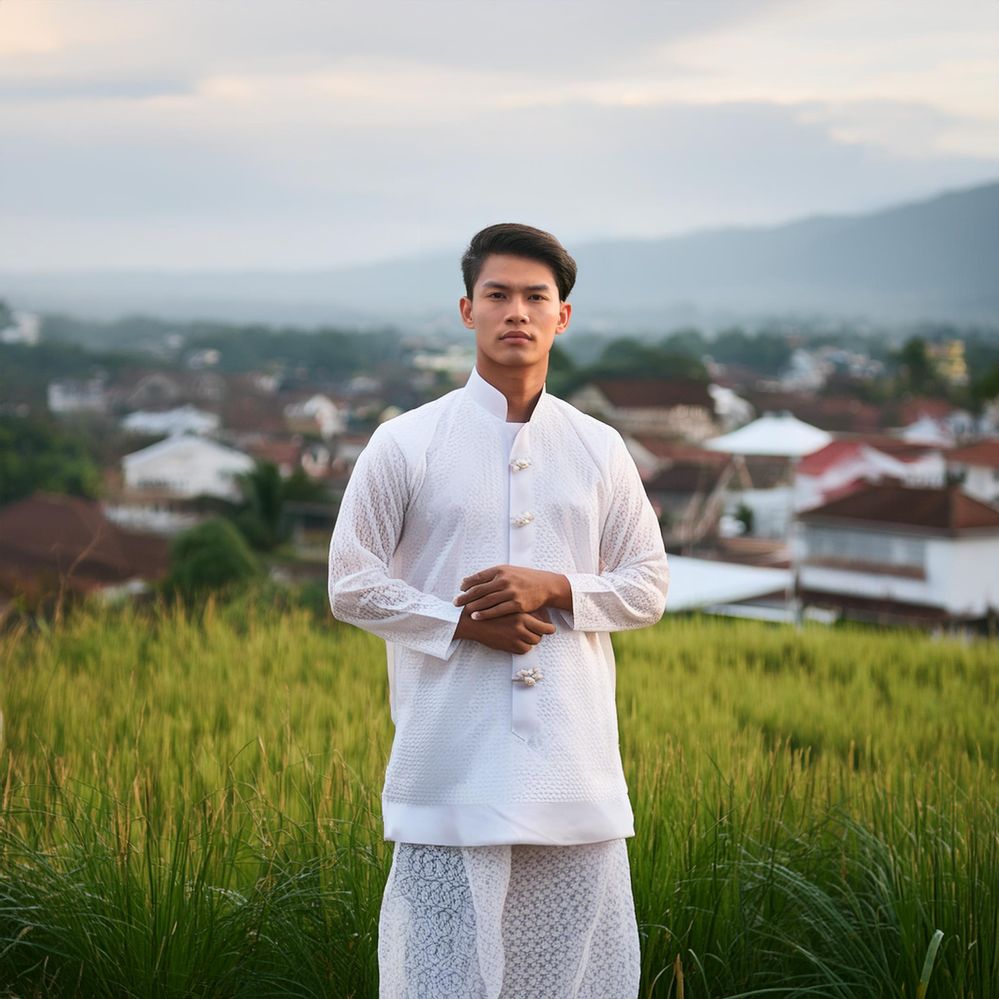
[476,355,547,422]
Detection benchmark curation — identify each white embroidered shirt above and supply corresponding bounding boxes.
[327,367,669,846]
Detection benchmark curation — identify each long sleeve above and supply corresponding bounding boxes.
[328,426,463,660]
[559,433,669,632]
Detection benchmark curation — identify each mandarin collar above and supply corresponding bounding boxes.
[464,365,548,423]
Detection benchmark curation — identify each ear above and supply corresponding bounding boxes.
[556,300,572,333]
[459,296,475,329]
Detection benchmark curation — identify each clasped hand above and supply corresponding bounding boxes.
[452,565,571,655]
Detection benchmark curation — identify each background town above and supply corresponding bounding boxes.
[3,180,999,632]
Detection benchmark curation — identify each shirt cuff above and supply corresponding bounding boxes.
[430,602,465,660]
[556,573,603,631]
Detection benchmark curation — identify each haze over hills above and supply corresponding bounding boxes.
[2,180,997,331]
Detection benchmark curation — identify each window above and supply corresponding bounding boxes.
[804,526,926,575]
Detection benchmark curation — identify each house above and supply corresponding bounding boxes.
[795,438,945,511]
[569,378,717,441]
[122,435,255,501]
[946,440,999,505]
[47,377,108,415]
[0,493,169,610]
[705,412,832,541]
[743,389,884,434]
[898,415,955,448]
[282,393,346,440]
[244,438,305,478]
[798,483,999,628]
[113,370,227,411]
[121,404,220,437]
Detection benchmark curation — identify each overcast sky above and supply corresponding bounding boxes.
[2,0,998,271]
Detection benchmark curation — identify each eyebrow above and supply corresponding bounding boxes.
[480,280,551,292]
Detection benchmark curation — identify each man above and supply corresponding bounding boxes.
[328,223,669,998]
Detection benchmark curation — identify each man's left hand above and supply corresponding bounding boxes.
[455,565,572,620]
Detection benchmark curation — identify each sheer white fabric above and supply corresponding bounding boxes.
[378,838,640,999]
[328,368,669,847]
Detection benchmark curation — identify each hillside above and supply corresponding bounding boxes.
[2,179,997,327]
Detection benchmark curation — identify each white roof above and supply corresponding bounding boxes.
[898,416,955,447]
[665,555,790,611]
[705,412,832,457]
[122,433,253,469]
[121,405,218,435]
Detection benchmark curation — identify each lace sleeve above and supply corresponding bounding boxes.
[560,433,669,633]
[327,427,463,659]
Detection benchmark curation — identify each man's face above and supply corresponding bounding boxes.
[459,253,571,374]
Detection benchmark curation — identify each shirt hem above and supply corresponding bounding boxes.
[382,795,635,846]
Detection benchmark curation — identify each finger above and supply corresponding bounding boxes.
[466,590,515,613]
[525,615,557,636]
[454,579,506,607]
[469,600,520,620]
[460,566,502,591]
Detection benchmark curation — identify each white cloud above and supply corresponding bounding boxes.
[0,0,996,269]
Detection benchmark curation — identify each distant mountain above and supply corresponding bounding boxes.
[2,180,997,328]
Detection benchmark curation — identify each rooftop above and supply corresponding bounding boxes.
[947,439,999,469]
[589,378,714,410]
[799,484,999,533]
[0,493,169,591]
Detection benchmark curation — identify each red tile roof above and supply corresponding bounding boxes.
[591,378,714,410]
[799,437,942,475]
[0,493,169,592]
[897,397,955,424]
[947,440,999,469]
[799,484,999,533]
[743,391,884,432]
[838,435,941,461]
[797,441,864,475]
[245,439,302,468]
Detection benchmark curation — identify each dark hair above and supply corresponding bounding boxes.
[461,223,577,301]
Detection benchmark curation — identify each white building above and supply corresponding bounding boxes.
[799,483,999,627]
[283,394,346,440]
[121,404,220,437]
[47,377,107,414]
[946,440,999,505]
[122,435,254,501]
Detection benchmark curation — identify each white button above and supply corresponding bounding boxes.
[511,511,535,528]
[509,457,532,471]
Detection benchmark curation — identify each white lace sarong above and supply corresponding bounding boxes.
[378,838,641,999]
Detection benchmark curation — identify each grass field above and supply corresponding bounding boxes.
[0,595,996,997]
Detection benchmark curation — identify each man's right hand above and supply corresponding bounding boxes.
[453,605,556,655]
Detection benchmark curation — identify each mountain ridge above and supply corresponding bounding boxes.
[2,179,997,327]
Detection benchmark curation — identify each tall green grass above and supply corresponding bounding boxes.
[1,600,995,997]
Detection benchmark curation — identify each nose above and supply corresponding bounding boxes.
[505,296,529,324]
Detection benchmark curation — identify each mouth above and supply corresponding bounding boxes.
[500,332,532,342]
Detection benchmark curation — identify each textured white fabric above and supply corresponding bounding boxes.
[378,838,640,999]
[328,366,669,846]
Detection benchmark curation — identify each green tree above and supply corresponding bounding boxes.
[896,336,941,394]
[971,362,999,410]
[162,519,262,600]
[0,415,101,505]
[233,461,285,550]
[231,460,330,550]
